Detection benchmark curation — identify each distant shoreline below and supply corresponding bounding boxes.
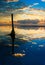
[0,24,45,27]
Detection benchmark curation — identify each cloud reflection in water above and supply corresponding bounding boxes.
[13,53,25,57]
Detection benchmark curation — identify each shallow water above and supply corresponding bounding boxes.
[0,26,45,65]
[0,26,45,39]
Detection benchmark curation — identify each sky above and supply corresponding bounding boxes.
[0,0,45,24]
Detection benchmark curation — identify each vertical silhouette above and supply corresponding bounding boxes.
[10,14,15,54]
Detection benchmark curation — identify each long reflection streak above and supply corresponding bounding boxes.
[0,26,45,40]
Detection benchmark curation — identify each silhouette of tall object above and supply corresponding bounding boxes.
[10,14,15,54]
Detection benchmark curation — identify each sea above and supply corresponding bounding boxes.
[0,26,45,65]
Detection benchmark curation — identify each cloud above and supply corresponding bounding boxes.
[0,1,45,19]
[23,3,39,11]
[23,8,45,16]
[41,0,45,2]
[28,3,39,8]
[33,3,39,6]
[20,3,45,17]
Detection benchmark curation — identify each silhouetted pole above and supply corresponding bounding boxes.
[11,14,15,54]
[11,14,14,32]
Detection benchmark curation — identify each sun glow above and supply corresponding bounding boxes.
[14,14,45,21]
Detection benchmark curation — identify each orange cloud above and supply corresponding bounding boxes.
[0,8,45,24]
[14,14,45,21]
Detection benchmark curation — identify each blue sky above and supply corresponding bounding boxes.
[0,0,45,15]
[0,0,45,9]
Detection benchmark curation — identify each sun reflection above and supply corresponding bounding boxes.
[13,53,25,57]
